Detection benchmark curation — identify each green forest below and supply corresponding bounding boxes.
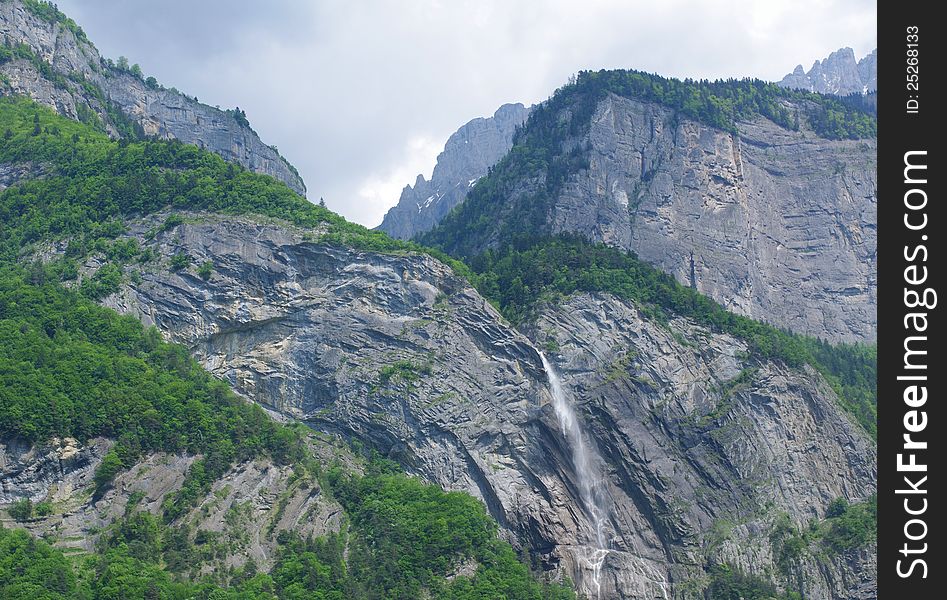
[558,69,876,139]
[0,271,304,500]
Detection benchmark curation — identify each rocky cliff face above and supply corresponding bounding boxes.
[56,212,876,599]
[0,0,306,194]
[414,92,875,343]
[548,94,876,342]
[377,103,530,238]
[529,293,876,598]
[778,48,877,95]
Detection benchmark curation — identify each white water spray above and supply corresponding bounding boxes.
[539,352,610,599]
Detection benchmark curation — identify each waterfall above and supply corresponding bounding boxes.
[539,352,610,599]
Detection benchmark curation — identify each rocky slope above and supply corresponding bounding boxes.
[530,293,875,598]
[0,0,305,194]
[778,48,877,96]
[377,102,530,238]
[1,431,350,572]
[42,211,876,599]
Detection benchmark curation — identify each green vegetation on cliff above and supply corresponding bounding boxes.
[19,0,90,44]
[460,235,876,435]
[0,456,574,600]
[0,270,305,499]
[557,69,876,139]
[771,495,877,567]
[0,95,568,598]
[707,564,801,600]
[0,96,468,278]
[315,456,575,599]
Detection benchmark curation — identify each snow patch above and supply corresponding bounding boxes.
[418,193,440,212]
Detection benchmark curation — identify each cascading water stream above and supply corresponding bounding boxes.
[539,352,610,599]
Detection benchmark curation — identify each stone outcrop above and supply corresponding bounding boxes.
[529,293,876,597]
[778,48,877,96]
[377,103,530,238]
[0,161,42,192]
[0,0,306,194]
[55,212,875,598]
[0,436,109,504]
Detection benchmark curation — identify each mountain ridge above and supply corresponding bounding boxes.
[778,47,877,96]
[0,0,306,194]
[418,71,877,343]
[381,51,878,343]
[1,92,876,599]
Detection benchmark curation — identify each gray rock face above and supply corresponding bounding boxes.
[1,436,110,504]
[378,103,530,238]
[778,48,877,95]
[531,294,876,598]
[78,213,874,598]
[857,50,877,93]
[548,94,876,342]
[0,0,306,194]
[0,162,43,192]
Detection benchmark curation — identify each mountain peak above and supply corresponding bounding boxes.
[778,46,876,95]
[376,102,531,239]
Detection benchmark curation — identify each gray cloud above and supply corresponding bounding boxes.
[57,0,876,227]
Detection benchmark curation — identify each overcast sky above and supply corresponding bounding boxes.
[57,0,876,227]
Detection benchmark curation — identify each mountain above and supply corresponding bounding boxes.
[778,48,877,96]
[419,72,877,343]
[0,97,574,599]
[100,213,875,599]
[377,102,530,239]
[0,0,306,194]
[1,5,876,599]
[2,96,876,598]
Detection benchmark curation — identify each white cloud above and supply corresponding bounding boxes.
[57,0,877,227]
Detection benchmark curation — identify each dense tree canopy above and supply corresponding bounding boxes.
[0,269,304,497]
